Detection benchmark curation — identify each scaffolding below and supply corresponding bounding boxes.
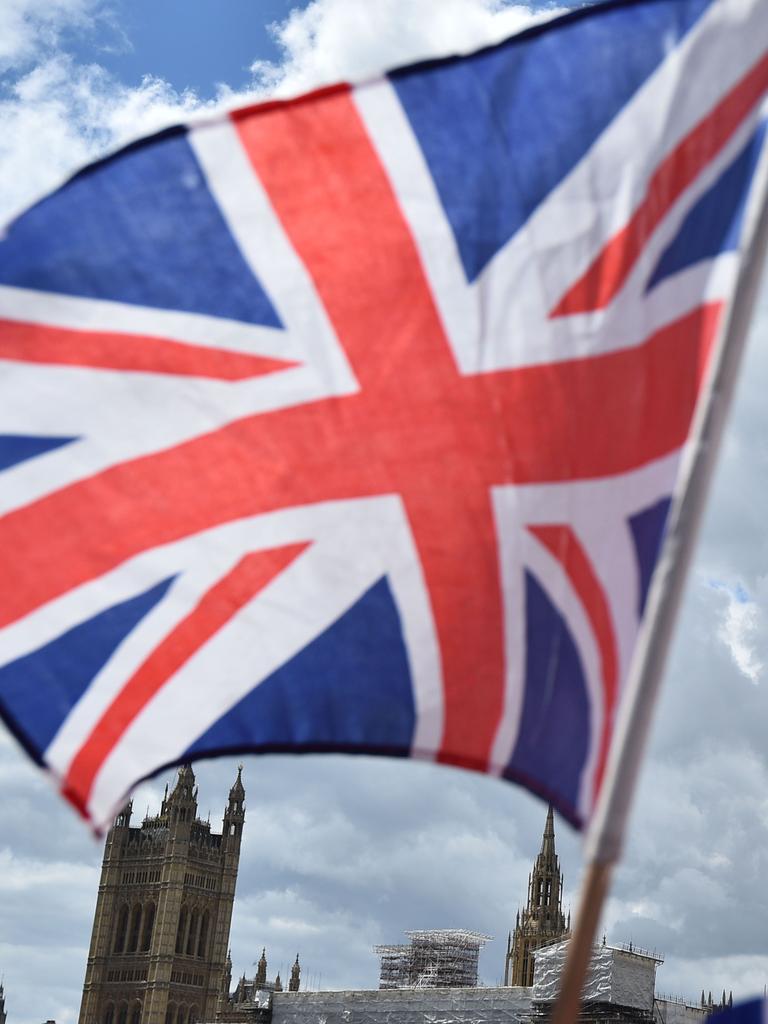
[374,929,491,990]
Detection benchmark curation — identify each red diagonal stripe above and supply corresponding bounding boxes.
[489,302,723,482]
[62,543,309,815]
[0,319,296,381]
[552,52,768,316]
[528,525,617,800]
[235,89,505,769]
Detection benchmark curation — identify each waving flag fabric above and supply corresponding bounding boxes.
[708,999,767,1024]
[0,0,767,831]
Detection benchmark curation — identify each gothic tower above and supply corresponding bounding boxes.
[78,764,246,1024]
[255,950,267,987]
[504,806,570,986]
[289,956,301,993]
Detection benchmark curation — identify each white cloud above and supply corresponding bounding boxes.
[0,0,556,224]
[251,0,558,97]
[708,580,764,684]
[0,847,97,892]
[0,57,223,224]
[0,0,104,71]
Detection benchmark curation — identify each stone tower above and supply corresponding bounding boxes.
[255,950,267,987]
[289,957,301,993]
[504,806,570,986]
[79,764,246,1024]
[0,980,7,1024]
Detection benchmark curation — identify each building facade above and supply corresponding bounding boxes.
[504,807,570,987]
[78,764,245,1024]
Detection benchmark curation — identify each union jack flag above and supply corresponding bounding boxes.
[0,0,766,831]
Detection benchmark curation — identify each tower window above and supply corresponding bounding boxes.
[197,912,209,959]
[117,1004,128,1024]
[130,1003,141,1024]
[186,909,200,957]
[114,905,129,954]
[105,1004,115,1024]
[127,905,142,953]
[141,903,155,952]
[175,908,188,955]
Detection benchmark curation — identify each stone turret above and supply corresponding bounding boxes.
[289,955,301,992]
[255,949,267,987]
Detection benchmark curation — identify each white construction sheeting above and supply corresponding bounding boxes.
[532,941,659,1010]
[272,987,532,1024]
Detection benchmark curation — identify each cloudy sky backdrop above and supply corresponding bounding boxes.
[2,2,768,1023]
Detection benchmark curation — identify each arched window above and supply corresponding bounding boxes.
[189,1007,198,1024]
[141,903,155,952]
[177,1006,186,1024]
[117,1003,128,1024]
[165,1004,176,1024]
[104,1003,115,1024]
[127,904,142,953]
[130,1002,141,1024]
[185,910,199,956]
[196,912,209,959]
[114,905,129,954]
[175,907,188,955]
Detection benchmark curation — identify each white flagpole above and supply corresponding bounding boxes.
[551,122,768,1024]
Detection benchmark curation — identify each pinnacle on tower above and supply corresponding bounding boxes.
[290,954,301,992]
[226,765,246,819]
[256,947,268,986]
[164,763,198,824]
[541,804,555,857]
[274,972,283,993]
[230,764,245,801]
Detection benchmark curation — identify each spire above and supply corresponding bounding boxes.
[541,804,555,856]
[506,804,568,987]
[230,764,245,802]
[256,947,267,986]
[114,798,133,829]
[222,952,233,995]
[165,763,198,824]
[274,972,283,993]
[289,955,301,992]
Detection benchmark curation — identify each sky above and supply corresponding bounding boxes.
[1,2,768,1024]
